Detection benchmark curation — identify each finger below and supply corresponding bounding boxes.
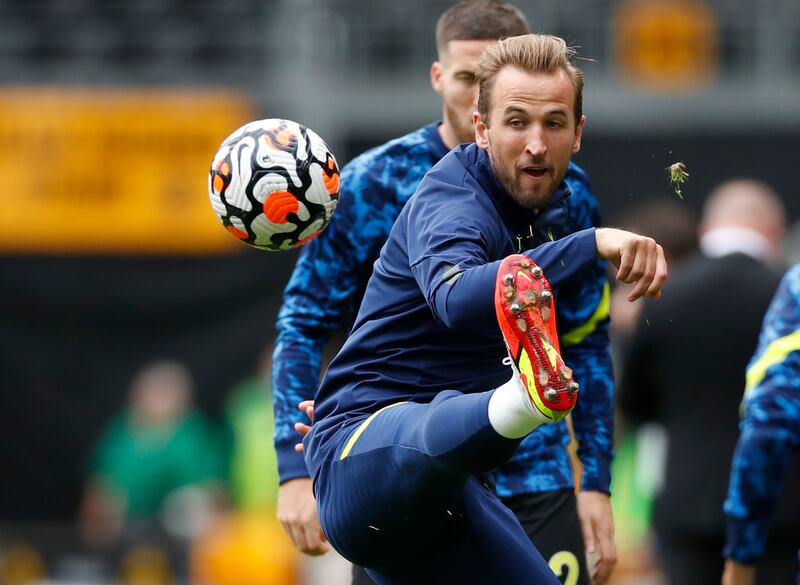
[282,519,307,552]
[615,245,634,283]
[306,543,330,555]
[294,442,305,453]
[578,511,596,554]
[298,400,315,412]
[296,519,326,556]
[306,405,315,422]
[302,522,330,556]
[627,270,649,301]
[292,524,310,553]
[623,240,648,285]
[593,558,613,584]
[295,422,312,437]
[615,235,641,283]
[304,542,329,555]
[278,519,293,546]
[627,242,656,301]
[645,245,668,299]
[592,524,618,584]
[592,549,618,584]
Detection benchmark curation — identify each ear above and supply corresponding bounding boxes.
[571,115,586,154]
[474,112,489,148]
[430,61,444,95]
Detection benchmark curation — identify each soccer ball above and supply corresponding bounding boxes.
[208,119,340,251]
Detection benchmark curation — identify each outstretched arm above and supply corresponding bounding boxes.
[411,223,665,334]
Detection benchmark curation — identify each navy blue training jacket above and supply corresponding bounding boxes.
[305,142,611,492]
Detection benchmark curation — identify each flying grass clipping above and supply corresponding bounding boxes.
[666,162,689,199]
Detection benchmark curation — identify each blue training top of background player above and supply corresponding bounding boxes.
[724,264,800,564]
[273,122,614,496]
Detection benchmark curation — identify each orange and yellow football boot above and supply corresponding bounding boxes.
[494,254,579,422]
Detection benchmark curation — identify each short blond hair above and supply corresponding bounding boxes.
[476,34,584,123]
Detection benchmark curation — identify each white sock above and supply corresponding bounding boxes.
[488,370,549,439]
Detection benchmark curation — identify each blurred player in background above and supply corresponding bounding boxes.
[80,360,222,547]
[723,264,800,585]
[273,3,618,584]
[619,179,797,585]
[297,34,666,584]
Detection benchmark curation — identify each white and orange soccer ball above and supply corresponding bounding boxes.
[208,119,340,251]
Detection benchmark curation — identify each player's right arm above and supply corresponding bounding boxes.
[723,265,800,575]
[272,158,386,553]
[404,180,664,332]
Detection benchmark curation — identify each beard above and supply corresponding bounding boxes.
[487,139,565,211]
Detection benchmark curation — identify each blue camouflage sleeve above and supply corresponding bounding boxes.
[723,265,800,564]
[558,167,614,493]
[272,156,389,483]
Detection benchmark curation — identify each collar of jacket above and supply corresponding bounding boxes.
[469,144,572,245]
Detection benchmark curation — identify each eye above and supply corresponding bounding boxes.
[546,119,564,128]
[509,119,525,128]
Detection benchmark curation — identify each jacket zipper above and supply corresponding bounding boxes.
[516,225,535,253]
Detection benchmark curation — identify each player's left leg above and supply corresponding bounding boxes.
[362,475,561,585]
[504,489,591,585]
[352,489,590,585]
[350,564,375,585]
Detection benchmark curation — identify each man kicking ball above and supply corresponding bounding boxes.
[303,34,667,584]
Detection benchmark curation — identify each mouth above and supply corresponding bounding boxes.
[522,166,548,179]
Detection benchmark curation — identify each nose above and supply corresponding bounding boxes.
[525,127,547,158]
